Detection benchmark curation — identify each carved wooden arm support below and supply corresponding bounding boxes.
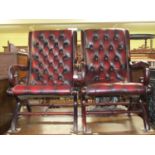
[73,60,85,87]
[130,61,150,85]
[8,64,29,87]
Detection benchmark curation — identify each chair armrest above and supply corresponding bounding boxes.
[130,61,150,85]
[130,61,149,69]
[73,61,85,87]
[8,64,29,87]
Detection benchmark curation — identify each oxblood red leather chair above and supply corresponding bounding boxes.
[7,30,78,133]
[80,29,151,133]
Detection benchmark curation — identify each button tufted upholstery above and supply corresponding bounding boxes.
[81,29,149,95]
[12,30,76,95]
[82,29,130,84]
[8,30,79,133]
[81,29,151,132]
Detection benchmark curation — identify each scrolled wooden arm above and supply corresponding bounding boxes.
[130,61,150,85]
[8,64,29,87]
[73,60,86,87]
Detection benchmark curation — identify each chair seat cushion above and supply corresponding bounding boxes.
[11,85,73,95]
[82,82,146,96]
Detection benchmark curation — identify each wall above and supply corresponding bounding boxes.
[0,21,155,52]
[0,32,28,52]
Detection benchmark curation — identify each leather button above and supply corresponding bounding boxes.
[59,60,63,67]
[114,55,119,61]
[39,62,43,68]
[33,54,39,60]
[94,52,99,61]
[59,48,63,54]
[59,34,65,41]
[54,53,58,60]
[88,43,93,50]
[110,66,114,72]
[99,63,104,71]
[58,74,63,81]
[63,67,69,74]
[49,34,55,42]
[88,64,95,72]
[113,34,119,41]
[38,47,43,54]
[37,74,43,82]
[38,33,44,42]
[43,53,48,59]
[44,68,48,74]
[93,33,99,41]
[48,75,53,80]
[63,40,70,47]
[63,52,70,60]
[104,34,109,41]
[118,44,124,50]
[49,48,53,54]
[104,55,108,61]
[49,61,53,67]
[109,45,113,51]
[54,66,58,72]
[54,41,59,48]
[44,40,48,47]
[94,75,99,81]
[99,44,103,51]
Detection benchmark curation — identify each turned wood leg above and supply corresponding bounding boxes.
[73,94,78,133]
[11,100,21,132]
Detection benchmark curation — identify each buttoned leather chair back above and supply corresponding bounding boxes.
[29,30,76,86]
[81,29,130,84]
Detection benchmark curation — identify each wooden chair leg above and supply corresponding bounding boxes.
[128,97,132,117]
[26,103,32,112]
[23,99,32,112]
[82,96,87,133]
[10,100,21,132]
[139,99,150,131]
[73,95,78,133]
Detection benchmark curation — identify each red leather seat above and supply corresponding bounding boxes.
[82,82,145,95]
[12,85,73,95]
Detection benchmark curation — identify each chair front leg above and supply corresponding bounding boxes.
[139,97,150,131]
[73,94,78,133]
[128,97,132,117]
[11,98,21,132]
[81,95,87,133]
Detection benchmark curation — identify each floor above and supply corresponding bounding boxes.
[5,103,155,135]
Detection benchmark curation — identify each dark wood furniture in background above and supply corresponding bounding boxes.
[3,45,28,53]
[0,53,17,79]
[0,53,17,134]
[17,52,28,80]
[130,34,155,126]
[6,42,29,80]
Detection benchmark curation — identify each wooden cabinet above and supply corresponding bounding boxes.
[0,79,16,134]
[0,53,17,134]
[0,53,17,79]
[17,52,28,79]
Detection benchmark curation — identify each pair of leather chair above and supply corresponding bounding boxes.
[8,29,151,133]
